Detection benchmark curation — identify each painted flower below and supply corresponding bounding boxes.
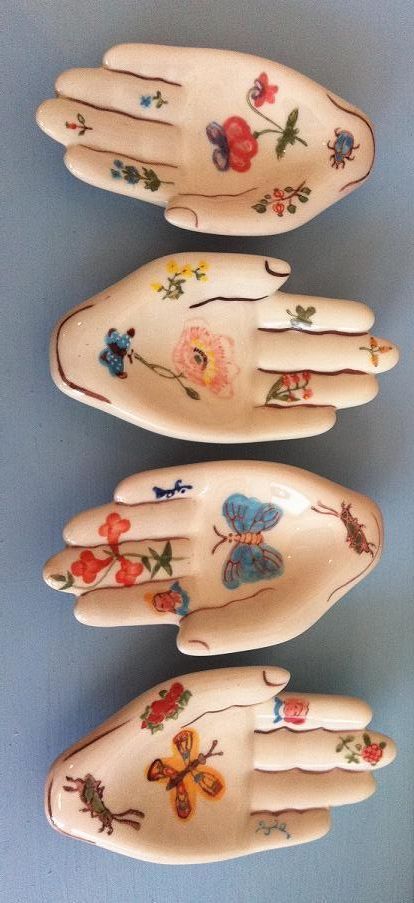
[70,550,112,584]
[181,264,195,279]
[362,743,384,766]
[273,696,309,725]
[167,260,180,275]
[273,202,285,216]
[172,324,239,398]
[250,72,278,108]
[303,388,313,399]
[206,116,258,172]
[151,581,190,616]
[98,512,131,546]
[140,95,152,107]
[115,556,144,586]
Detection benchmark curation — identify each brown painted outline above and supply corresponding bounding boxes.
[55,304,111,403]
[258,327,368,337]
[182,670,287,729]
[265,260,290,278]
[327,94,375,191]
[107,67,182,88]
[62,717,132,761]
[167,206,198,227]
[257,367,367,376]
[58,94,175,128]
[178,186,258,199]
[189,293,268,310]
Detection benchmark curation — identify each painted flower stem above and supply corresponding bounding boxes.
[132,352,200,400]
[246,91,308,154]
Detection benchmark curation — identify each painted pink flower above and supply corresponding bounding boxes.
[70,550,112,584]
[251,72,278,108]
[283,698,309,724]
[303,388,313,399]
[115,556,144,586]
[98,512,131,546]
[172,324,239,398]
[272,202,285,216]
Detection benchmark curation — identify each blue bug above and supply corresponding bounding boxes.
[328,129,360,169]
[99,327,135,378]
[212,493,284,590]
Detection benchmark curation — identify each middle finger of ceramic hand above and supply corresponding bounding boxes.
[43,537,193,594]
[256,329,399,375]
[253,728,395,772]
[55,67,182,123]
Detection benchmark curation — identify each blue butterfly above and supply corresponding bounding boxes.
[212,493,284,590]
[206,122,230,171]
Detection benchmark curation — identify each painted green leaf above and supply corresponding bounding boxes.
[301,186,311,195]
[379,741,386,749]
[284,187,294,193]
[298,195,309,203]
[159,689,168,698]
[51,574,66,582]
[287,108,299,127]
[336,743,343,752]
[141,556,151,571]
[252,203,267,213]
[363,733,372,747]
[287,204,296,214]
[163,541,172,562]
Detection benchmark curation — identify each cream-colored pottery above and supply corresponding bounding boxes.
[49,252,398,443]
[36,45,375,236]
[43,461,384,654]
[45,665,396,864]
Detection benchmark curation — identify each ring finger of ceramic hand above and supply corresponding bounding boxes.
[254,728,395,772]
[251,768,376,812]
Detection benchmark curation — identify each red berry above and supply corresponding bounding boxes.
[362,743,383,765]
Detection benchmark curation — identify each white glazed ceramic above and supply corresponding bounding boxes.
[36,45,375,236]
[43,461,384,655]
[45,665,396,864]
[49,252,399,443]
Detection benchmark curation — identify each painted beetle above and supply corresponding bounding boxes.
[99,327,135,378]
[328,129,360,169]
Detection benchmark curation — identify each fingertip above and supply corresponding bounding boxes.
[165,204,199,231]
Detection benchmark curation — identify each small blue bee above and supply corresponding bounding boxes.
[328,129,360,169]
[99,328,135,378]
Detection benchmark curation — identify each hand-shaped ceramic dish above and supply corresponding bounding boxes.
[43,461,384,655]
[36,45,375,236]
[50,252,398,443]
[46,666,396,863]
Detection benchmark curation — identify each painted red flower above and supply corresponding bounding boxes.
[303,388,313,399]
[70,549,112,584]
[169,682,184,701]
[273,202,285,216]
[251,72,278,108]
[98,511,131,546]
[206,117,258,173]
[362,743,383,766]
[283,698,309,724]
[115,556,144,586]
[273,188,284,199]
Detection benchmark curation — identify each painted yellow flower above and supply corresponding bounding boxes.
[151,282,162,292]
[198,260,209,270]
[182,265,194,278]
[167,260,180,275]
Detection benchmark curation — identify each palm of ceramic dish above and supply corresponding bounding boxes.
[36,45,375,235]
[46,667,395,864]
[50,252,398,443]
[43,461,383,654]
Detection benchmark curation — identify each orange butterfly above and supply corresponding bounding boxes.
[147,729,225,820]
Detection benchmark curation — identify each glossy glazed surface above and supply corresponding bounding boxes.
[50,252,398,443]
[45,666,396,864]
[44,461,384,654]
[36,44,376,236]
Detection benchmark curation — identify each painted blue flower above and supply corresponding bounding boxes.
[113,160,123,168]
[140,95,152,108]
[111,169,122,179]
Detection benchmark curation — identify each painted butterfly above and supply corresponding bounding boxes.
[212,493,284,590]
[147,729,225,820]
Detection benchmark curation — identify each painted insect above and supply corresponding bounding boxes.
[153,479,193,500]
[147,729,225,820]
[63,774,144,835]
[311,501,376,556]
[99,328,135,378]
[327,129,360,169]
[212,493,284,589]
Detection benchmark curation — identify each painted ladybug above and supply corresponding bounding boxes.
[328,129,360,169]
[99,327,135,378]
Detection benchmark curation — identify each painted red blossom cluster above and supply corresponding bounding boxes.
[281,372,313,401]
[361,743,384,766]
[140,682,192,733]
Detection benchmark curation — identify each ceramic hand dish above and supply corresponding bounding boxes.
[46,665,396,864]
[36,44,375,236]
[43,461,383,655]
[50,252,398,443]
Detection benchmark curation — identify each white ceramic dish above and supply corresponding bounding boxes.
[45,665,396,864]
[36,44,376,236]
[49,252,399,443]
[43,461,384,655]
